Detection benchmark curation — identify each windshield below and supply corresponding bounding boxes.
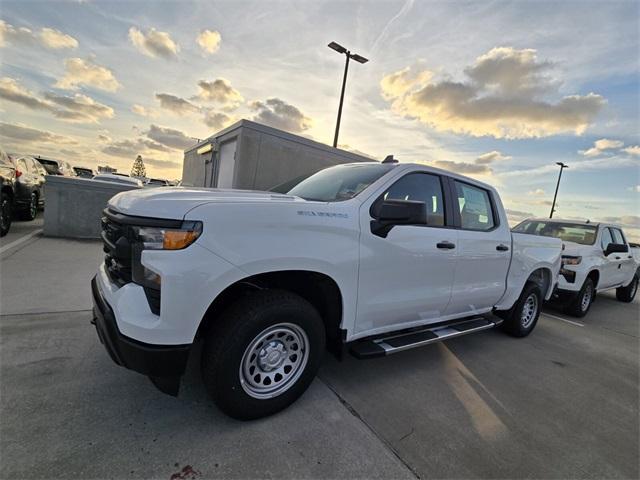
[513,220,598,245]
[37,160,60,174]
[287,163,394,202]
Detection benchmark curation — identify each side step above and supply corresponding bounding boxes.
[349,316,500,359]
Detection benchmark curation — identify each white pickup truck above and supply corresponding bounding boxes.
[92,161,561,419]
[512,218,640,316]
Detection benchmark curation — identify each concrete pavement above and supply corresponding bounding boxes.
[1,235,638,479]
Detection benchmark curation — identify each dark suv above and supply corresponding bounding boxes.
[0,148,16,236]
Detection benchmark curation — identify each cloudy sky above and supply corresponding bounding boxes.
[1,0,638,238]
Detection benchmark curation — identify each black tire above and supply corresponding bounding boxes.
[498,281,542,337]
[616,274,638,303]
[0,191,12,237]
[564,277,595,318]
[19,192,37,221]
[201,289,325,420]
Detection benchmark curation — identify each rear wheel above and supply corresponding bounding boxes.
[0,191,12,237]
[20,192,38,221]
[201,290,325,420]
[565,277,594,317]
[616,274,638,303]
[499,282,542,337]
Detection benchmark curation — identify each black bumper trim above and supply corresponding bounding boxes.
[91,275,191,384]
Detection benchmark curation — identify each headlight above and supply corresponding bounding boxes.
[131,221,202,250]
[561,255,582,266]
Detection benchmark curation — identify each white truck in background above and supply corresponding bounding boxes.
[92,161,562,419]
[513,218,640,316]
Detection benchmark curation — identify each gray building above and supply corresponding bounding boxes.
[182,119,374,191]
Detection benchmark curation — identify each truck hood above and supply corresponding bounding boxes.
[561,240,591,256]
[108,187,305,219]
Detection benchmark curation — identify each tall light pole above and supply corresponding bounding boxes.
[550,162,569,218]
[327,41,368,148]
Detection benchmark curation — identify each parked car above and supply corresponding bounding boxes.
[74,166,96,178]
[35,156,75,176]
[91,161,562,419]
[512,218,640,316]
[92,174,143,187]
[144,178,170,187]
[11,156,46,220]
[0,147,16,236]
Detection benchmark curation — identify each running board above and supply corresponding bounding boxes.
[349,317,500,359]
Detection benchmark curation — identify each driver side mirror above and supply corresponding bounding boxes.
[604,243,628,256]
[370,199,428,238]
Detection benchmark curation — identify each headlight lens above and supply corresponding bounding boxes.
[562,255,582,266]
[132,221,202,250]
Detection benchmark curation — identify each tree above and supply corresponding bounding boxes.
[130,155,146,178]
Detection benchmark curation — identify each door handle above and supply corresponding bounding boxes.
[615,256,621,260]
[437,241,456,250]
[496,244,509,252]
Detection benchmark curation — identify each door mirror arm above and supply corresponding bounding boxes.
[370,199,428,238]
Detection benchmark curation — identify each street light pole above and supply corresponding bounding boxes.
[333,53,350,148]
[328,41,368,148]
[550,162,569,218]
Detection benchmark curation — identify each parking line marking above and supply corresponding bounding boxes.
[542,312,584,327]
[0,229,43,255]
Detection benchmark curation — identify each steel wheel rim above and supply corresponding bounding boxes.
[239,323,309,399]
[581,284,593,311]
[521,293,538,328]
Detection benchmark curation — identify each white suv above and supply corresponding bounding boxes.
[513,219,639,317]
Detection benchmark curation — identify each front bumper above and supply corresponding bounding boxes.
[91,275,191,395]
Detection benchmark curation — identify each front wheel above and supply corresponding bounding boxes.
[201,290,325,420]
[616,274,638,303]
[19,192,37,221]
[565,277,594,318]
[498,282,542,337]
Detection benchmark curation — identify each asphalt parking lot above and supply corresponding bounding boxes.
[1,232,638,479]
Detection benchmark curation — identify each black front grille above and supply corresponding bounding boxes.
[101,210,133,287]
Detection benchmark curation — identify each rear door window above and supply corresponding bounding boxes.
[454,181,495,231]
[611,228,626,245]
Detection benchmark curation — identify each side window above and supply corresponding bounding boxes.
[600,228,613,250]
[380,173,445,226]
[611,228,625,245]
[454,181,495,231]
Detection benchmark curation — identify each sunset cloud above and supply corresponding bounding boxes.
[145,124,195,150]
[580,138,625,157]
[195,78,243,109]
[55,57,121,92]
[249,98,311,133]
[475,150,511,165]
[0,77,113,123]
[203,110,233,130]
[155,93,199,115]
[129,27,179,59]
[0,121,76,145]
[0,20,78,49]
[381,47,606,139]
[196,29,221,54]
[432,160,491,175]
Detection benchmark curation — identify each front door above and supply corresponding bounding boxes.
[356,171,458,336]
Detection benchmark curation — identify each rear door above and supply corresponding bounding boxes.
[444,179,512,316]
[611,227,635,285]
[356,170,458,334]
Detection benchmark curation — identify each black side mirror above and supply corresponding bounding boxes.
[371,199,427,238]
[605,243,628,256]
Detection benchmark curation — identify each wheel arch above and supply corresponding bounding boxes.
[586,269,600,288]
[196,269,344,356]
[526,267,553,300]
